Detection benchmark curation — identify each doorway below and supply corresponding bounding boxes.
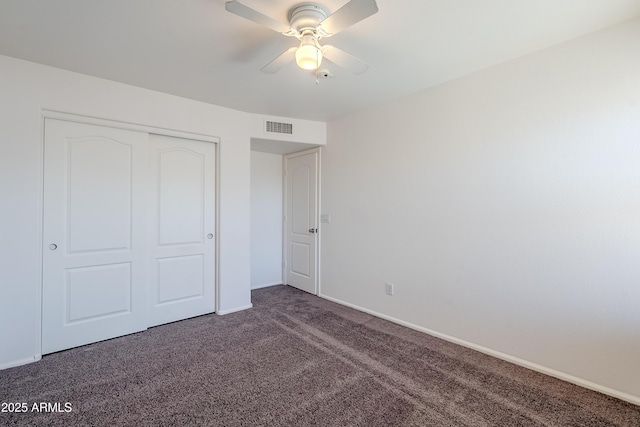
[250,143,320,295]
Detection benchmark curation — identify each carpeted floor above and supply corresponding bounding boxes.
[1,285,639,426]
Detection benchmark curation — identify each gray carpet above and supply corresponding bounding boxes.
[1,285,639,426]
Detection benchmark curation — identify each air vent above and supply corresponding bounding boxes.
[265,120,293,135]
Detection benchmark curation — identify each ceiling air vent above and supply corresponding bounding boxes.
[265,120,293,135]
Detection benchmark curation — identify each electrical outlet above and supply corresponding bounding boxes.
[385,282,394,296]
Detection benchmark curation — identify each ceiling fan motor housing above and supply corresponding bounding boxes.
[288,3,328,34]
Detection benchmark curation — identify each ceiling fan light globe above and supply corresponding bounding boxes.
[295,43,323,70]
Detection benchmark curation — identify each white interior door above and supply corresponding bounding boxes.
[285,149,318,294]
[42,119,149,354]
[148,134,216,327]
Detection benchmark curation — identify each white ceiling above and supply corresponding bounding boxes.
[1,0,640,122]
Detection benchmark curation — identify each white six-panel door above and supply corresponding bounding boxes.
[285,150,318,294]
[42,119,216,353]
[42,119,149,354]
[148,134,216,327]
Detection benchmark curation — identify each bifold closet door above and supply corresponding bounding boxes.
[42,119,149,354]
[147,134,216,327]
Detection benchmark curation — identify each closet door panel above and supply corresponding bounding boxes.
[148,134,216,327]
[42,119,149,354]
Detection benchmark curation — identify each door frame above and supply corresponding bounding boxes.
[38,110,220,358]
[282,147,321,295]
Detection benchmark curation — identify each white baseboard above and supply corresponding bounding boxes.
[318,292,640,406]
[251,282,283,290]
[0,354,41,371]
[217,303,253,316]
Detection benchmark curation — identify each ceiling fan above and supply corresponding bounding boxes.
[225,0,379,74]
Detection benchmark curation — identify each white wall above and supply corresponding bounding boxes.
[0,55,324,369]
[250,151,283,289]
[320,18,640,403]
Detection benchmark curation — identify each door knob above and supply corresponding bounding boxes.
[49,243,58,250]
[308,228,318,234]
[207,233,214,239]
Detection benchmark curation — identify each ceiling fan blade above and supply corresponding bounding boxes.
[225,1,291,34]
[318,0,378,36]
[322,45,369,74]
[261,47,297,74]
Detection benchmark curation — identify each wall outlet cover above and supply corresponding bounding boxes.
[385,282,394,296]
